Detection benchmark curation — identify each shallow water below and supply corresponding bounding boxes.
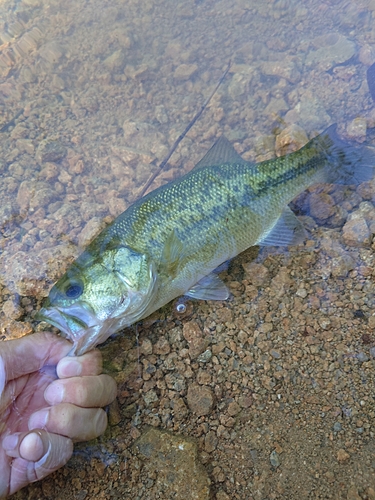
[1,0,375,498]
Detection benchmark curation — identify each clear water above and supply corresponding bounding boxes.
[1,0,375,498]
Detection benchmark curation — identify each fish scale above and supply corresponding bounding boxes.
[36,124,375,355]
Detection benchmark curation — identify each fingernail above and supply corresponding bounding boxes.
[20,432,44,461]
[28,409,49,429]
[58,357,82,377]
[44,382,65,404]
[3,434,18,451]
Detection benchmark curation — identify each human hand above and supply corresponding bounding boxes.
[0,332,117,497]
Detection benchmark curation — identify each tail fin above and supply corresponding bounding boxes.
[315,124,375,185]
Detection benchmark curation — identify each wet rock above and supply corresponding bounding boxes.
[103,49,125,71]
[346,118,367,143]
[264,97,288,116]
[342,217,371,247]
[78,217,107,248]
[275,124,308,156]
[242,262,270,287]
[2,298,23,320]
[306,33,356,71]
[153,336,171,355]
[329,254,355,278]
[134,428,210,499]
[187,383,215,416]
[36,139,67,163]
[174,63,198,81]
[261,56,301,83]
[122,121,167,159]
[183,321,209,358]
[228,71,252,99]
[284,93,331,130]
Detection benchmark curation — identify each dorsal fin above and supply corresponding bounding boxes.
[193,136,247,170]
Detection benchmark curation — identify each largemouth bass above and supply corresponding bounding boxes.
[37,124,375,355]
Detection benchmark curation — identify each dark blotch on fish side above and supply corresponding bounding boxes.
[367,62,375,101]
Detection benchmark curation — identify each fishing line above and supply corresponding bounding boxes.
[137,60,232,198]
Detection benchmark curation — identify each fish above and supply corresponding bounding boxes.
[36,124,375,355]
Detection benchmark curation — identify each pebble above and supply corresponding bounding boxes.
[270,450,281,467]
[346,118,367,143]
[275,124,308,157]
[333,422,342,432]
[305,33,356,70]
[337,449,350,463]
[186,383,215,416]
[342,218,371,247]
[173,63,198,81]
[36,139,67,163]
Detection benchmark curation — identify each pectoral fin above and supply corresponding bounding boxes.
[161,229,186,278]
[185,273,229,301]
[259,206,306,247]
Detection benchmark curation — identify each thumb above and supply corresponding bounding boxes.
[3,430,73,493]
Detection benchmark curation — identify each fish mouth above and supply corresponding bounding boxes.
[36,303,104,355]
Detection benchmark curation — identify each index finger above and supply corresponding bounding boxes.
[0,332,72,385]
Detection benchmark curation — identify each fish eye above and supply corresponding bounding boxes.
[64,282,84,299]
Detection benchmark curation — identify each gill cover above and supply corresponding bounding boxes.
[37,245,157,355]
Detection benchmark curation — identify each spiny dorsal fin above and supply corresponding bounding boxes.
[193,136,247,169]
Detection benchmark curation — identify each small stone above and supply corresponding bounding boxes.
[197,349,212,363]
[242,262,270,286]
[78,217,106,248]
[216,491,230,500]
[309,192,336,221]
[337,448,350,462]
[183,321,209,358]
[357,351,369,362]
[143,389,159,406]
[2,299,23,320]
[186,383,214,416]
[333,422,342,432]
[37,139,67,163]
[227,401,241,417]
[174,63,198,80]
[153,337,171,355]
[296,288,307,298]
[204,431,218,453]
[270,450,280,467]
[270,349,281,359]
[342,218,371,247]
[346,118,367,143]
[275,124,308,156]
[329,255,355,278]
[346,485,362,500]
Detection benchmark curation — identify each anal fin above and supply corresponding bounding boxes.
[259,206,306,247]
